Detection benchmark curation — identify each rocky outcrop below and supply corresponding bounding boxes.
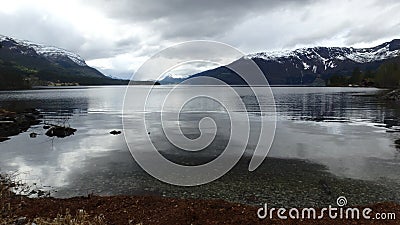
[0,109,41,142]
[109,130,122,135]
[45,125,77,138]
[380,89,400,102]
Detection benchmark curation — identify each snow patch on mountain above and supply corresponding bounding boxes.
[0,35,8,42]
[327,61,336,69]
[312,65,317,73]
[302,62,310,70]
[346,44,398,63]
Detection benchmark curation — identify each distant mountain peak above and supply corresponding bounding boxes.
[0,34,86,66]
[388,39,400,51]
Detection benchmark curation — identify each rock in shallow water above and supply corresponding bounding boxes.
[45,126,77,138]
[381,89,400,102]
[0,108,41,141]
[110,130,122,135]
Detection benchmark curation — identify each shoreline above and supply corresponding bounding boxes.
[1,187,399,224]
[1,170,399,225]
[1,155,399,224]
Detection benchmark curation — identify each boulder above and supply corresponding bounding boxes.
[110,130,122,135]
[45,126,77,138]
[381,89,400,102]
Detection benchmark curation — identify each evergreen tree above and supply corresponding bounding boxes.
[375,57,400,87]
[349,67,363,84]
[364,70,375,79]
[328,74,348,86]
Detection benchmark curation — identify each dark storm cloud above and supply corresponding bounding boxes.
[85,0,314,39]
[95,34,154,60]
[221,0,400,52]
[88,0,309,21]
[83,0,400,53]
[0,1,145,60]
[0,0,399,79]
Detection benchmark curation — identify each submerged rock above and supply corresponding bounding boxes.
[380,89,400,102]
[45,126,77,138]
[318,179,332,196]
[15,217,26,225]
[395,139,400,150]
[0,137,10,142]
[29,132,38,138]
[110,130,122,135]
[0,108,41,142]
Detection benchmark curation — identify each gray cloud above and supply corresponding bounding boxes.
[85,0,314,40]
[0,5,85,53]
[342,2,400,46]
[88,0,307,21]
[0,0,399,79]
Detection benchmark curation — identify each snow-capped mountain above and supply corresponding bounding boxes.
[0,34,87,67]
[0,35,127,89]
[164,39,400,85]
[246,39,400,72]
[248,42,400,64]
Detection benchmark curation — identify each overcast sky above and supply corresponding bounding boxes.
[0,0,399,80]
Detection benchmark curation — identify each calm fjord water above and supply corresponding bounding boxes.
[0,86,399,206]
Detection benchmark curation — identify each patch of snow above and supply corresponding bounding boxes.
[30,45,87,66]
[302,62,310,70]
[0,34,9,42]
[247,49,297,61]
[345,44,400,63]
[327,61,336,68]
[312,65,317,73]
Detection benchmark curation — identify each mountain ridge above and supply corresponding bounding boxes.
[0,34,87,67]
[160,39,400,85]
[0,35,127,89]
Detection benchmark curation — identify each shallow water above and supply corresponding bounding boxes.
[0,86,399,206]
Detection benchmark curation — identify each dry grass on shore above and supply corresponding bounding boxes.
[1,173,400,225]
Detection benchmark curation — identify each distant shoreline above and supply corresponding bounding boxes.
[0,85,385,92]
